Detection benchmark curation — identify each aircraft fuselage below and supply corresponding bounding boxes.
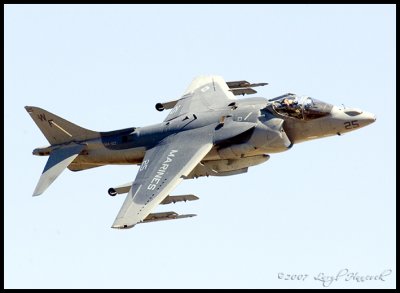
[60,96,375,172]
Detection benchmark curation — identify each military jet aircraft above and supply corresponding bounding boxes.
[25,75,376,229]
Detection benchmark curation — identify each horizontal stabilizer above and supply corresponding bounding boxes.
[32,143,85,196]
[139,211,197,224]
[160,194,199,205]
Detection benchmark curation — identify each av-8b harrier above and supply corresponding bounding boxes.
[25,75,376,229]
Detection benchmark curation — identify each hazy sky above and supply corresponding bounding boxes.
[4,4,395,289]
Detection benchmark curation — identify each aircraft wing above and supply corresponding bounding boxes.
[112,127,213,229]
[163,75,236,122]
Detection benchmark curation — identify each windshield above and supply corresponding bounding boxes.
[271,94,333,120]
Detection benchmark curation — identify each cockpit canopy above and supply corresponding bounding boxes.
[270,93,333,120]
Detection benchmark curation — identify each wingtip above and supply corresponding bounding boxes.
[32,185,44,197]
[32,188,43,197]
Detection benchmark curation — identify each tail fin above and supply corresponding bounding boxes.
[25,106,99,196]
[25,106,99,145]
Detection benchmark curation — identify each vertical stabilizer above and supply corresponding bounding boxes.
[25,106,99,145]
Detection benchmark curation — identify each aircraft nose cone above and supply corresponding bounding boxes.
[364,112,376,125]
[356,111,376,128]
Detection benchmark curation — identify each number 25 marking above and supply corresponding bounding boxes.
[139,160,149,171]
[344,120,359,129]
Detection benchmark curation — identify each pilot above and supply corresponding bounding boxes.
[282,98,298,110]
[282,98,293,107]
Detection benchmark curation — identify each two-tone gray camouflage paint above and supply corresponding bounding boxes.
[25,75,376,229]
